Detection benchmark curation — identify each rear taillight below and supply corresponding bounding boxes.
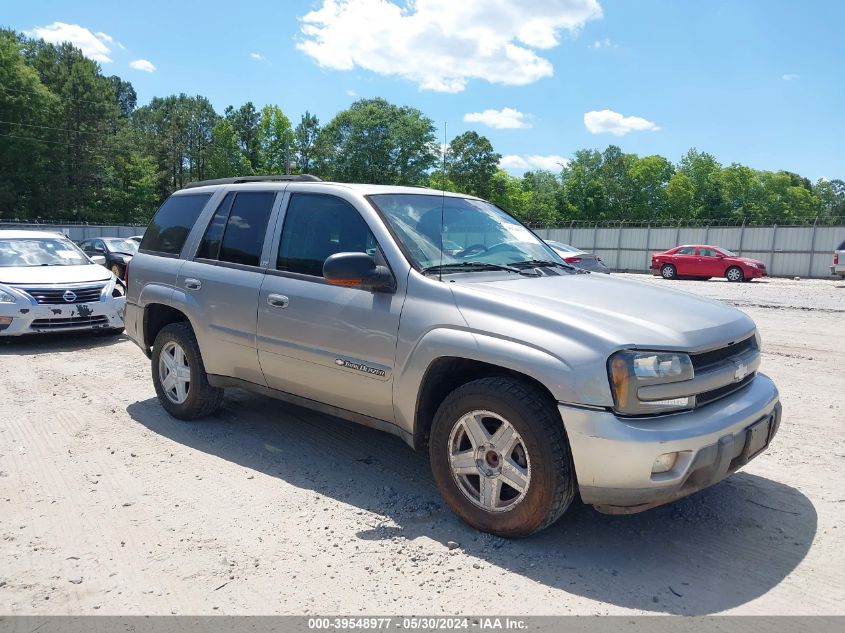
[836,253,840,265]
[564,257,582,263]
[124,260,129,286]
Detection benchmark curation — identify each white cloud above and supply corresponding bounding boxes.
[346,89,358,97]
[583,109,659,136]
[782,73,799,81]
[129,59,156,73]
[250,52,266,61]
[464,107,531,129]
[501,154,569,172]
[590,37,616,49]
[297,0,603,92]
[28,22,114,62]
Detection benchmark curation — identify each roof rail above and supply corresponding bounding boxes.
[183,174,322,189]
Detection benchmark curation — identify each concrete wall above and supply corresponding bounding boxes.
[536,224,845,278]
[3,222,843,278]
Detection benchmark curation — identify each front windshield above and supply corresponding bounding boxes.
[368,194,563,271]
[104,238,139,253]
[0,238,91,267]
[717,247,737,257]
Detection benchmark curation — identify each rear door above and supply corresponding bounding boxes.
[256,192,404,422]
[672,246,697,275]
[176,190,279,386]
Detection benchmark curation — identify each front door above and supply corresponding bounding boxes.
[697,246,724,277]
[256,193,403,422]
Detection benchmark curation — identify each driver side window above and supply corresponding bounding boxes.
[277,194,378,278]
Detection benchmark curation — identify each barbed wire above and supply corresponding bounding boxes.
[526,216,845,229]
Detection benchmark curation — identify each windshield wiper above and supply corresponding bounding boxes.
[511,259,588,274]
[422,261,537,276]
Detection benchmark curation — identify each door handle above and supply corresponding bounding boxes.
[267,293,289,308]
[184,278,202,290]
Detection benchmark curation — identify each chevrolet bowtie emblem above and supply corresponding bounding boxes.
[734,362,748,382]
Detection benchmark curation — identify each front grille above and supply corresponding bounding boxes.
[696,373,755,407]
[13,284,105,304]
[30,315,109,330]
[691,335,757,372]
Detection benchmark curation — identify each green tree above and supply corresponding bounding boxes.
[678,149,726,219]
[207,119,251,179]
[225,102,260,170]
[630,155,674,220]
[256,104,294,174]
[294,110,320,175]
[446,131,501,198]
[560,149,607,220]
[318,98,437,184]
[666,172,695,219]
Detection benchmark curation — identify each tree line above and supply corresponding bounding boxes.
[1,29,843,226]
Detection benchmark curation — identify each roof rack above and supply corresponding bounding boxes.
[183,174,322,189]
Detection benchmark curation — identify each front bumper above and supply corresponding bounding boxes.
[0,296,125,336]
[560,373,780,513]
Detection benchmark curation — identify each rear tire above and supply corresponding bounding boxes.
[726,266,744,282]
[661,264,677,279]
[429,377,575,537]
[151,322,223,420]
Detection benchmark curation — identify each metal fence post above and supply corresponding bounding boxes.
[644,222,651,272]
[738,218,746,256]
[616,222,624,270]
[769,224,778,272]
[807,216,818,278]
[675,220,682,248]
[704,224,710,245]
[569,220,574,246]
[592,223,598,254]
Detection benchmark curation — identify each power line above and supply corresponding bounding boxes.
[0,85,119,107]
[0,119,116,138]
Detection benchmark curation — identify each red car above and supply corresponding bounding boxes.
[651,245,767,282]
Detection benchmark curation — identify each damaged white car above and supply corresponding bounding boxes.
[0,231,125,336]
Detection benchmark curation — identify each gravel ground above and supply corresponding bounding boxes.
[1,274,843,615]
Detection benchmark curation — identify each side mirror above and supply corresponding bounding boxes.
[91,255,107,266]
[323,252,395,293]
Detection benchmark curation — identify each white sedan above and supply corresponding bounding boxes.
[0,230,125,336]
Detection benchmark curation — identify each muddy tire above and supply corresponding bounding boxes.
[151,322,223,420]
[429,377,575,537]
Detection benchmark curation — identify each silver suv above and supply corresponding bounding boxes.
[125,175,781,537]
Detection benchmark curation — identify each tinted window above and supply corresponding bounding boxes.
[141,194,211,255]
[838,240,845,250]
[218,192,276,266]
[676,247,695,255]
[277,194,377,277]
[197,193,234,260]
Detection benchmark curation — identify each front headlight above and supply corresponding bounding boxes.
[0,288,18,304]
[608,350,694,415]
[748,262,758,269]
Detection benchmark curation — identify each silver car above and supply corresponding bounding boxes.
[545,240,610,273]
[0,230,125,336]
[125,176,781,537]
[832,239,845,278]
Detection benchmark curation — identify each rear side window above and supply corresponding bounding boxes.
[676,247,695,255]
[141,194,211,255]
[838,240,845,250]
[196,191,276,267]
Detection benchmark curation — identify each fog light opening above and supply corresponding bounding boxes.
[652,452,679,474]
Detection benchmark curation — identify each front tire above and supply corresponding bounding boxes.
[661,264,677,279]
[151,322,223,420]
[429,377,575,537]
[726,266,744,282]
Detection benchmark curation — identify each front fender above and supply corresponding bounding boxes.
[392,327,611,437]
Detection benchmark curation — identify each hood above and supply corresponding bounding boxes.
[736,257,764,266]
[450,272,755,353]
[0,264,112,286]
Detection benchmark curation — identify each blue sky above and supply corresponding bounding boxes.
[6,0,844,180]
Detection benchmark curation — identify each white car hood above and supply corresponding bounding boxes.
[0,264,112,285]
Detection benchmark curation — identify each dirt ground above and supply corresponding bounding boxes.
[1,275,843,615]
